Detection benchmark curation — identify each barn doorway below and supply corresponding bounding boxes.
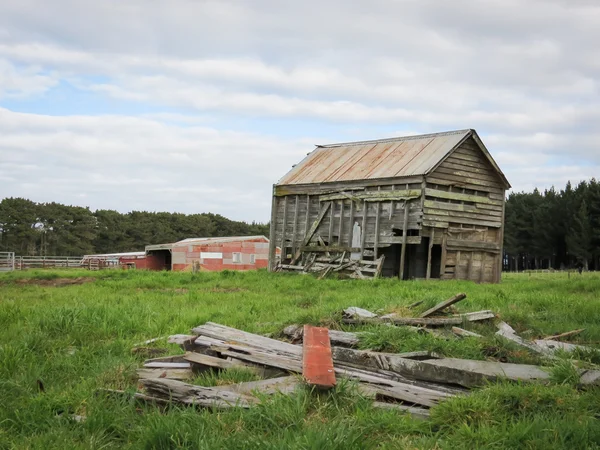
[146,250,172,271]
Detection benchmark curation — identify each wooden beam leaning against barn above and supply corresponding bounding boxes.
[290,201,332,265]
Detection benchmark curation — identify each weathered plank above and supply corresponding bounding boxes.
[420,293,467,318]
[183,352,261,373]
[451,327,483,338]
[301,246,361,253]
[136,368,194,380]
[141,378,257,408]
[424,188,503,206]
[343,307,378,319]
[193,322,301,358]
[495,322,553,357]
[144,362,191,369]
[144,355,187,365]
[283,324,362,347]
[217,376,301,396]
[446,239,500,252]
[544,329,585,341]
[533,340,594,354]
[320,189,422,202]
[168,334,197,350]
[399,201,410,280]
[335,349,552,388]
[302,325,336,389]
[344,310,495,326]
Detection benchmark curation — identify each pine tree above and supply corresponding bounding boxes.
[566,199,593,270]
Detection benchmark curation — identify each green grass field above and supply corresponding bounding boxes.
[1,269,599,449]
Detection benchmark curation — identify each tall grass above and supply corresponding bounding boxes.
[1,269,599,448]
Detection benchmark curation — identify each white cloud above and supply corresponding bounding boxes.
[0,108,311,220]
[0,0,598,218]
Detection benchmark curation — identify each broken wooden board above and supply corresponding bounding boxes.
[302,325,336,389]
[217,376,301,396]
[136,368,194,381]
[193,322,302,358]
[143,355,187,365]
[141,378,257,408]
[420,293,467,318]
[283,324,361,347]
[451,327,483,338]
[183,352,262,374]
[143,362,191,369]
[544,329,585,341]
[533,340,594,354]
[343,307,378,319]
[495,322,553,357]
[343,310,495,327]
[330,346,551,388]
[168,334,198,351]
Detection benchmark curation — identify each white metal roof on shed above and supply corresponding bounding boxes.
[277,129,509,188]
[146,236,269,251]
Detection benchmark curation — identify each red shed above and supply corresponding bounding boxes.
[145,236,279,272]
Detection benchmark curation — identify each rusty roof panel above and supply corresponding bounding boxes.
[277,129,473,185]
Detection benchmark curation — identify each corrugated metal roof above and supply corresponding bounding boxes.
[278,129,476,185]
[82,252,145,258]
[146,236,268,251]
[176,236,268,245]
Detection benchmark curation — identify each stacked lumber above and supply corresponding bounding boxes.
[277,251,385,280]
[117,306,599,421]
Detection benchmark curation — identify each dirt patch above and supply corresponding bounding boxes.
[14,277,96,287]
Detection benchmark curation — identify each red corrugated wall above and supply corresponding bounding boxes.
[170,237,278,272]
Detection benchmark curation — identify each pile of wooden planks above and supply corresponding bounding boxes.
[276,250,385,280]
[118,307,599,421]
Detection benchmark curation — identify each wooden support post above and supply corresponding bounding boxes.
[374,202,381,259]
[455,251,461,280]
[440,232,448,278]
[338,200,344,246]
[348,200,355,246]
[399,200,410,280]
[467,253,474,281]
[280,196,288,262]
[389,185,395,220]
[360,202,368,257]
[328,201,334,244]
[305,195,311,236]
[479,253,486,284]
[497,198,507,282]
[291,195,299,256]
[426,228,435,280]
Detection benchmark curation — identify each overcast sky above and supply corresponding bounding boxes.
[0,0,598,222]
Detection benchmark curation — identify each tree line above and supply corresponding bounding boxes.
[504,178,600,271]
[2,177,599,271]
[0,198,269,256]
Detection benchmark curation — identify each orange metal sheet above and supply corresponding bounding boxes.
[334,141,403,182]
[277,130,472,186]
[302,325,336,389]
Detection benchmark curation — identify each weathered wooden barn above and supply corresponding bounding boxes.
[146,236,275,272]
[268,129,511,283]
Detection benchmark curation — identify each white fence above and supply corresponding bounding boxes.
[0,252,16,272]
